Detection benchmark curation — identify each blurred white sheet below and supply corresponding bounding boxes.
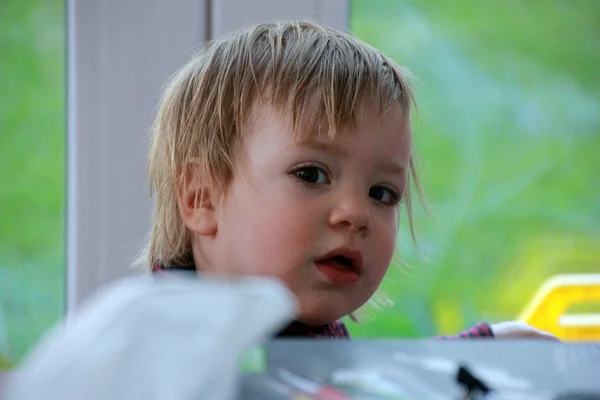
[3,274,297,400]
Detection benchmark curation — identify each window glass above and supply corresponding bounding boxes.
[350,0,600,339]
[0,0,65,368]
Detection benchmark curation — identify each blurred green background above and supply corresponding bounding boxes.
[0,0,65,369]
[349,0,600,338]
[0,0,599,369]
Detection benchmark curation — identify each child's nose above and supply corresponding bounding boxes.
[327,193,372,235]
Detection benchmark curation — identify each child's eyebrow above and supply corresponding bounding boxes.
[297,140,406,177]
[297,140,348,158]
[377,160,406,177]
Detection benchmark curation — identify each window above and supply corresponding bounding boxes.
[0,0,66,368]
[2,3,597,372]
[349,0,600,338]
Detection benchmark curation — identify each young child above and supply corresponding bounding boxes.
[140,20,556,341]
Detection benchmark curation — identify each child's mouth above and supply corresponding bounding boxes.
[314,249,363,285]
[326,256,355,270]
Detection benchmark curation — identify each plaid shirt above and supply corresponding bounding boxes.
[152,262,494,339]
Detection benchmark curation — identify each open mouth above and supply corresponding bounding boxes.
[315,248,363,285]
[324,255,355,271]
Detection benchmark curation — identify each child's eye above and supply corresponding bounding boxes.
[292,166,329,184]
[369,185,401,206]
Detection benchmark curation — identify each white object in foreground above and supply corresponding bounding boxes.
[4,274,297,400]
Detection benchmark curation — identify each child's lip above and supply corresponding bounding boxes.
[315,247,363,274]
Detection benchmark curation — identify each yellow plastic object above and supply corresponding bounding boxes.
[518,274,600,341]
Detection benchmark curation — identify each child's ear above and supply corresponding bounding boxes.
[178,162,218,236]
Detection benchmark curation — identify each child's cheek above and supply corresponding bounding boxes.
[237,193,316,277]
[259,201,315,254]
[372,217,399,276]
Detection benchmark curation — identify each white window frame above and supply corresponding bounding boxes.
[66,0,349,311]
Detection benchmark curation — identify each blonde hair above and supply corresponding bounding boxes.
[136,20,424,271]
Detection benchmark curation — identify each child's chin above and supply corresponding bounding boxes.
[296,309,348,325]
[294,292,360,325]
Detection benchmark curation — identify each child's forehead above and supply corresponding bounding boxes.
[246,95,410,143]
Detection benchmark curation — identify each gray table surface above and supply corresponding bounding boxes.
[240,340,600,399]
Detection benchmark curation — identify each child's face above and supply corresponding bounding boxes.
[193,100,412,324]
